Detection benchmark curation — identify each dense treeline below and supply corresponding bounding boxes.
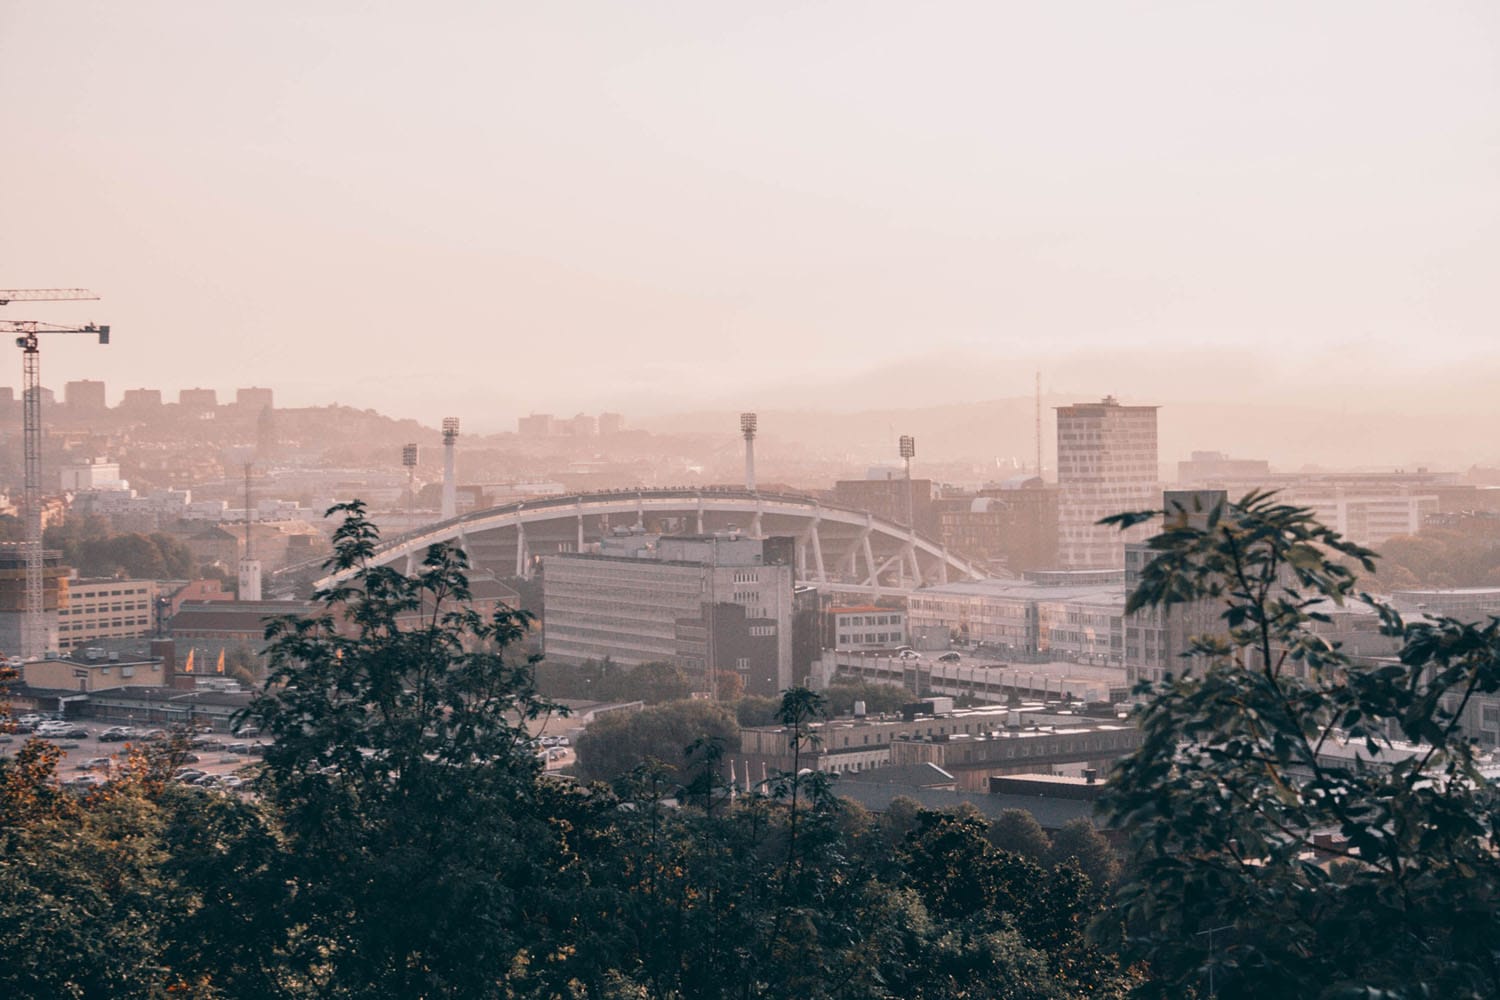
[42,515,195,580]
[1371,516,1500,589]
[5,499,1498,998]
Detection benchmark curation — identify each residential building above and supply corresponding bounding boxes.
[64,379,107,411]
[1056,396,1159,569]
[119,388,163,411]
[235,386,274,409]
[518,413,555,436]
[178,387,218,410]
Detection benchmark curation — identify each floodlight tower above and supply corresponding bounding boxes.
[740,412,757,492]
[0,288,107,660]
[441,418,459,520]
[899,435,916,528]
[402,443,419,518]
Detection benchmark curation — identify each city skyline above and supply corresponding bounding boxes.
[3,2,1496,430]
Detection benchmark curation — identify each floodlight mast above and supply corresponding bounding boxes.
[402,443,419,518]
[741,412,757,492]
[441,418,459,520]
[0,288,107,661]
[899,435,916,528]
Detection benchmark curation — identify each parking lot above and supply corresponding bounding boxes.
[0,717,264,790]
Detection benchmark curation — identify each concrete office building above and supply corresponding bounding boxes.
[56,578,158,651]
[1056,396,1158,569]
[543,532,796,694]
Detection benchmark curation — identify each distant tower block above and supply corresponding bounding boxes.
[741,412,758,492]
[441,417,459,520]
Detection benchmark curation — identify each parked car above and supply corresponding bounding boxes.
[64,774,105,788]
[79,757,113,771]
[100,727,132,742]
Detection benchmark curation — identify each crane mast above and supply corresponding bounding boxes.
[0,289,107,661]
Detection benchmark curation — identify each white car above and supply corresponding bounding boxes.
[897,650,923,661]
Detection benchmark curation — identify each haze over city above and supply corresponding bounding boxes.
[5,0,1496,452]
[5,5,1500,998]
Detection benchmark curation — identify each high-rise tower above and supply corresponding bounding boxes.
[1056,396,1158,569]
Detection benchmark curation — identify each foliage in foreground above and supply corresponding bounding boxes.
[0,501,1132,998]
[1101,491,1500,998]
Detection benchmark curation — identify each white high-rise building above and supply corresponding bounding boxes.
[1056,396,1159,569]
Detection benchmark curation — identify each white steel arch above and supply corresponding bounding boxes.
[308,488,986,598]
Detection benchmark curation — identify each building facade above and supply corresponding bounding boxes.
[1056,396,1158,569]
[56,578,158,651]
[829,605,908,650]
[906,570,1125,664]
[542,532,795,692]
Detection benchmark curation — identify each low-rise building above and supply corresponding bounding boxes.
[829,605,907,650]
[23,645,168,694]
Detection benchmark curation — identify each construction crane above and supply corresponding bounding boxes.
[0,287,106,661]
[0,289,98,306]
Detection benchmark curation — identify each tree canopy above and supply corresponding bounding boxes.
[1100,491,1500,998]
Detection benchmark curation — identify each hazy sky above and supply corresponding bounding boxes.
[3,2,1496,431]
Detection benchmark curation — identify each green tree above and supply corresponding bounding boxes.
[986,807,1052,863]
[573,699,738,784]
[242,500,577,998]
[1100,491,1500,998]
[1045,818,1118,893]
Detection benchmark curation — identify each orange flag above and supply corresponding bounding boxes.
[184,648,195,673]
[216,648,225,674]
